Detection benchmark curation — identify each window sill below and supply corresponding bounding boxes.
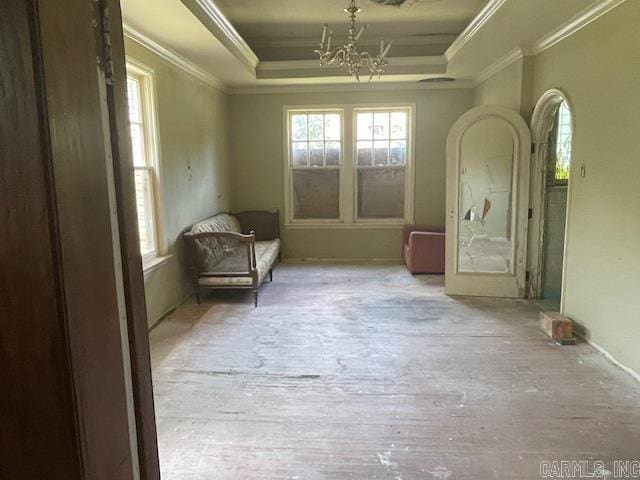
[284,222,406,230]
[143,255,172,275]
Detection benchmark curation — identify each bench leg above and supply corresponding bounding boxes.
[269,269,273,282]
[253,289,258,308]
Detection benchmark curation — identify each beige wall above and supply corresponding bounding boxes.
[473,1,640,374]
[229,88,473,260]
[124,39,232,327]
[531,0,640,374]
[473,56,535,121]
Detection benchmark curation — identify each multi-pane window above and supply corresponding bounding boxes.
[127,68,160,264]
[289,111,342,220]
[554,101,572,182]
[285,105,413,225]
[355,109,409,219]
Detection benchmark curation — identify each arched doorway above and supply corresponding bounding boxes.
[529,90,574,309]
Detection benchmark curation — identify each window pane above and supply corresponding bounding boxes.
[292,142,308,166]
[324,114,341,141]
[134,168,156,256]
[357,112,373,140]
[325,141,340,166]
[291,114,308,141]
[373,140,389,165]
[309,142,324,167]
[373,112,389,140]
[129,123,146,167]
[555,102,572,180]
[358,166,405,219]
[292,169,340,219]
[357,141,373,166]
[390,112,407,139]
[308,114,324,141]
[127,78,141,123]
[390,140,406,165]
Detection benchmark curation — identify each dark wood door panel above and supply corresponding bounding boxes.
[35,0,137,477]
[0,1,82,478]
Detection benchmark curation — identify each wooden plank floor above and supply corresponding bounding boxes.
[150,264,640,479]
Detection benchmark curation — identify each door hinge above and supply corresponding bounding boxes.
[93,0,115,86]
[528,208,533,219]
[531,143,536,154]
[525,271,530,282]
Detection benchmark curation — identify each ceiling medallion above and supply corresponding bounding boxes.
[315,0,392,81]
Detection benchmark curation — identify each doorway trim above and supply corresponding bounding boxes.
[528,88,575,312]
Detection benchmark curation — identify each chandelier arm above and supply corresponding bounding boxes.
[316,0,391,80]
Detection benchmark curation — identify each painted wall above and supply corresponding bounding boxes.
[531,0,640,373]
[473,1,640,374]
[473,56,535,121]
[124,39,232,327]
[229,88,473,260]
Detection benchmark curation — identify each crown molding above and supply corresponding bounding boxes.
[123,24,227,92]
[445,0,508,62]
[228,79,475,96]
[532,0,628,54]
[247,34,457,49]
[474,47,526,86]
[180,0,259,73]
[472,0,626,86]
[256,56,447,79]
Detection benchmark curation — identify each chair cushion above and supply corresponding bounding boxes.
[198,239,280,287]
[189,213,241,235]
[188,213,242,269]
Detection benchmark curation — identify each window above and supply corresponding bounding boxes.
[355,109,409,219]
[288,111,342,220]
[554,101,572,182]
[126,62,162,266]
[285,105,413,226]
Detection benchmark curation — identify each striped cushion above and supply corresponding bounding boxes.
[188,213,242,270]
[198,240,280,287]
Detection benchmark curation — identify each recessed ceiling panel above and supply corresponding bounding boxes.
[215,0,489,60]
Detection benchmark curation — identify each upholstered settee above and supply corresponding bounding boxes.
[184,211,280,307]
[402,225,445,274]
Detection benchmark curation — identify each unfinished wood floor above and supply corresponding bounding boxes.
[150,264,640,479]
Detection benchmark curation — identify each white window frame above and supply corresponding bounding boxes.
[285,108,345,225]
[126,58,166,270]
[284,103,415,228]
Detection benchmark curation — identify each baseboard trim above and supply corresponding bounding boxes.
[147,287,198,332]
[576,332,640,383]
[282,257,404,265]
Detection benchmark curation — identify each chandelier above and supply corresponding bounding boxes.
[314,0,392,81]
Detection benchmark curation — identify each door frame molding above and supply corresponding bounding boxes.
[528,89,575,312]
[104,1,161,477]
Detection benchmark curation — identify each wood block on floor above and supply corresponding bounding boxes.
[540,311,573,340]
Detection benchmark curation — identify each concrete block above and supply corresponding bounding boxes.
[540,312,573,340]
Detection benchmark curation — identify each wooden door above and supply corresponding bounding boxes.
[0,0,159,478]
[445,106,531,298]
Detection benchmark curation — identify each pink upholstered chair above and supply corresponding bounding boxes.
[402,225,446,274]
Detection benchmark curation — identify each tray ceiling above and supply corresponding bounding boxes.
[214,0,489,60]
